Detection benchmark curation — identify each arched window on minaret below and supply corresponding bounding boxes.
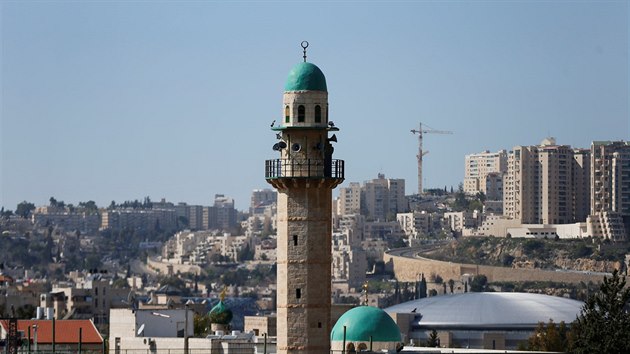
[326,103,329,123]
[298,105,305,122]
[285,106,290,123]
[314,105,322,123]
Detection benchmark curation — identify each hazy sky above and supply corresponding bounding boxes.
[1,1,628,211]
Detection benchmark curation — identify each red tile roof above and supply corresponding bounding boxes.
[0,320,102,344]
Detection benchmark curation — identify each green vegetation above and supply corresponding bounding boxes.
[15,201,35,218]
[516,270,630,353]
[469,275,487,292]
[194,313,212,337]
[426,329,439,347]
[526,320,570,352]
[569,269,630,354]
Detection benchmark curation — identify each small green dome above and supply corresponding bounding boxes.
[284,62,327,92]
[331,306,402,342]
[208,300,233,325]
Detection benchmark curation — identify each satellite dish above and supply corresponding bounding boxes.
[273,143,280,151]
[292,143,301,152]
[278,141,287,149]
[138,323,145,336]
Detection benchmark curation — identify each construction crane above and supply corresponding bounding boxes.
[410,122,453,195]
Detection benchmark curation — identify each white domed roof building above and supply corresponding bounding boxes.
[385,292,583,350]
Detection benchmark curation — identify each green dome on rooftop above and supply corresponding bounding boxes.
[284,62,327,92]
[331,306,402,342]
[208,300,233,325]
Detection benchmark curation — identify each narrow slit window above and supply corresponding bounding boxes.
[296,288,301,299]
[298,105,305,122]
[314,105,321,123]
[285,106,290,123]
[293,235,298,246]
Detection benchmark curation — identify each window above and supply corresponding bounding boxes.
[293,235,298,246]
[285,106,290,123]
[298,105,305,122]
[326,104,329,122]
[314,105,321,123]
[296,288,301,299]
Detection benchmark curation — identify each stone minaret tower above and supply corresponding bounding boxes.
[265,43,344,353]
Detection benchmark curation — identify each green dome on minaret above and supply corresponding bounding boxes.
[284,62,327,92]
[208,299,233,325]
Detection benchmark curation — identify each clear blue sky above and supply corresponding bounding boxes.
[1,1,628,211]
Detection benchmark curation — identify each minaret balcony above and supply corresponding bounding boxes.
[265,158,344,180]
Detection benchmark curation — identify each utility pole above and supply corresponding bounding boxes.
[410,123,452,195]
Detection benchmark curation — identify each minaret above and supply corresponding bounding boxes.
[265,42,344,354]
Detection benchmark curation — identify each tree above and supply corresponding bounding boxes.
[448,279,455,293]
[419,274,427,298]
[569,269,630,354]
[15,201,35,219]
[426,329,439,347]
[0,207,13,219]
[470,274,488,292]
[194,313,212,337]
[527,320,569,352]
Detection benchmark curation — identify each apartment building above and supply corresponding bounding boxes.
[32,206,100,233]
[589,141,630,241]
[100,208,177,231]
[337,182,361,216]
[361,174,407,221]
[397,211,442,243]
[503,138,589,225]
[250,189,277,214]
[202,195,237,231]
[331,231,367,289]
[463,150,507,197]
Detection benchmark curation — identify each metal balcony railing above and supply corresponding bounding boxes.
[265,159,344,179]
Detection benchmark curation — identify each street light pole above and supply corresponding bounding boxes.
[184,302,190,354]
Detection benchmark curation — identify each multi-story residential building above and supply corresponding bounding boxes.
[573,149,591,222]
[162,230,252,265]
[337,182,361,216]
[464,150,507,197]
[250,189,277,214]
[187,205,204,230]
[42,272,127,334]
[202,195,237,231]
[361,174,407,221]
[443,211,481,236]
[32,207,100,233]
[363,220,405,245]
[503,138,590,225]
[588,141,630,241]
[337,214,365,247]
[331,231,367,289]
[481,172,504,201]
[100,208,177,232]
[397,211,443,243]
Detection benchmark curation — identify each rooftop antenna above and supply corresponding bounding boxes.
[301,41,309,62]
